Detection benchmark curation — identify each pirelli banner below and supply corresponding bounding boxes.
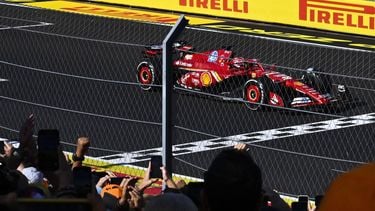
[92,0,375,37]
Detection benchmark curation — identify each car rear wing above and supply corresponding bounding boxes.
[143,41,193,57]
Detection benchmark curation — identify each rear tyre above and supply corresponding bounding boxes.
[136,58,161,90]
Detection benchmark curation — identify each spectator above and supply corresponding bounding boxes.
[261,187,291,211]
[318,162,375,211]
[144,192,198,211]
[202,143,263,211]
[1,115,45,186]
[161,165,178,190]
[71,137,90,169]
[180,181,204,209]
[17,164,44,185]
[0,162,29,195]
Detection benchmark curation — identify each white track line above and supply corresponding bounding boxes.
[97,112,375,164]
[0,1,33,8]
[0,15,53,25]
[0,22,53,30]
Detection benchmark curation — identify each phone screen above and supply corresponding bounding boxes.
[298,195,309,203]
[150,156,162,179]
[315,195,323,208]
[37,129,60,171]
[291,201,308,211]
[92,171,108,185]
[92,171,107,178]
[73,166,92,197]
[110,177,126,185]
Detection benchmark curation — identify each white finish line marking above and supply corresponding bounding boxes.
[0,78,9,82]
[97,113,375,164]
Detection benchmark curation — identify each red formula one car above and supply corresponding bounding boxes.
[136,42,350,110]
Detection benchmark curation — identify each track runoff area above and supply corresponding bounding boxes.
[0,0,373,198]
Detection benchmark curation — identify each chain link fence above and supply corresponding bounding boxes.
[0,3,374,196]
[171,26,375,196]
[0,4,172,177]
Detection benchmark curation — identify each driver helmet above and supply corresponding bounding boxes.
[306,67,315,73]
[173,42,182,48]
[232,57,245,68]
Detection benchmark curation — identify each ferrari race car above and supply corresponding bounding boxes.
[136,41,351,110]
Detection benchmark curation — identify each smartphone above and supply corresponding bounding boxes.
[298,195,309,203]
[150,156,162,178]
[110,177,126,185]
[291,201,308,211]
[315,195,323,208]
[91,171,108,185]
[92,171,108,178]
[37,129,60,171]
[73,166,92,197]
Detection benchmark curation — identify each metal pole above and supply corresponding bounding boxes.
[162,15,188,190]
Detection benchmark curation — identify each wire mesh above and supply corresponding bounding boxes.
[1,3,374,197]
[172,26,375,196]
[0,4,171,176]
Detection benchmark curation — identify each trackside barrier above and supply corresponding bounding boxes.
[161,15,189,190]
[89,0,375,37]
[1,2,373,200]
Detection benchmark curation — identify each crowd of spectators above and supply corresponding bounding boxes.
[0,114,374,211]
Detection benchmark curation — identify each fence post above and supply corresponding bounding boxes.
[162,15,188,190]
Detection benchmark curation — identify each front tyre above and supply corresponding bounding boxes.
[243,79,266,110]
[136,61,155,91]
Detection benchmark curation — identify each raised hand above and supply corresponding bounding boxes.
[234,143,249,152]
[137,161,158,192]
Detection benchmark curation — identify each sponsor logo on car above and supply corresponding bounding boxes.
[184,54,193,60]
[175,60,193,67]
[208,50,219,62]
[291,97,312,105]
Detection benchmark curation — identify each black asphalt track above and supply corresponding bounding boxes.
[0,2,374,196]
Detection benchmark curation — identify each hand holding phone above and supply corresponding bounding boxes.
[298,195,309,203]
[291,201,308,211]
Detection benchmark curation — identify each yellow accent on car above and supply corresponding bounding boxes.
[294,81,304,86]
[211,71,222,82]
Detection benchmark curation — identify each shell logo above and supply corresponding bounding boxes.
[294,81,304,86]
[200,72,212,86]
